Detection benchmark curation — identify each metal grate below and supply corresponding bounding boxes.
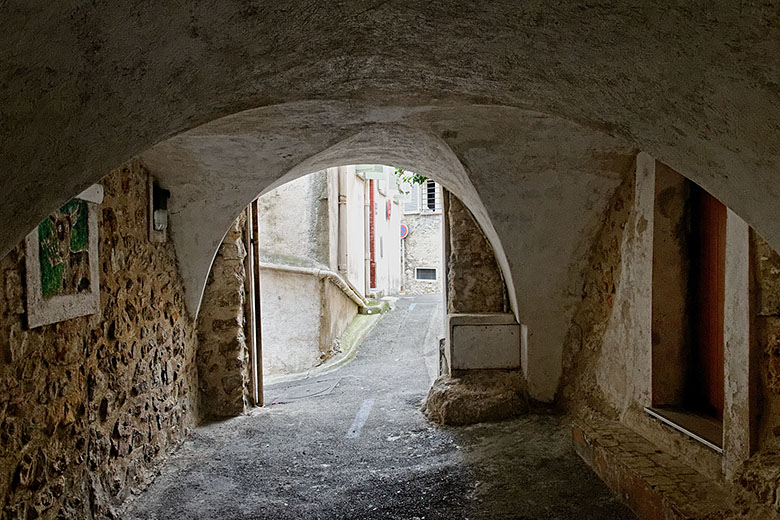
[403,180,442,213]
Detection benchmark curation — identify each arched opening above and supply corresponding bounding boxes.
[4,4,780,518]
[137,104,642,404]
[194,160,516,412]
[124,164,630,520]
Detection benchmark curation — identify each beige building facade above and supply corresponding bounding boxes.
[256,166,401,377]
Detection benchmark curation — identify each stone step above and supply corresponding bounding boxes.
[572,415,730,520]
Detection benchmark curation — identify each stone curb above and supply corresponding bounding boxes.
[263,312,382,386]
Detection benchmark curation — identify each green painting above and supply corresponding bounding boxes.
[38,199,91,299]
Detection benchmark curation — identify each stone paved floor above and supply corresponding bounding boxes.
[123,294,634,519]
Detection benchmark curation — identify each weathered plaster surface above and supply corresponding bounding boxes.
[2,3,780,275]
[256,172,329,269]
[254,170,360,376]
[0,162,199,518]
[559,157,638,416]
[563,156,725,480]
[260,270,324,376]
[341,166,367,294]
[723,210,751,479]
[196,214,249,417]
[589,154,654,414]
[651,163,692,407]
[259,267,357,377]
[322,279,358,361]
[137,104,635,401]
[3,2,780,405]
[564,156,780,496]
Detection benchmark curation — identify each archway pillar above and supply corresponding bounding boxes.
[423,190,527,425]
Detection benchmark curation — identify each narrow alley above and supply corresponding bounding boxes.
[123,295,633,520]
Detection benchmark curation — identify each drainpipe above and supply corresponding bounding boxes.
[337,167,348,273]
[364,180,371,296]
[258,262,368,308]
[369,179,376,291]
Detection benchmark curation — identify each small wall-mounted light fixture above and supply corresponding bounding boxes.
[152,182,170,232]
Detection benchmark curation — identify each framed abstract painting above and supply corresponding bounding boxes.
[25,193,101,328]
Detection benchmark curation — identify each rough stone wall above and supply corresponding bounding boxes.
[401,213,442,295]
[730,232,780,520]
[446,195,506,314]
[561,157,725,479]
[750,232,780,450]
[196,214,249,418]
[0,161,200,518]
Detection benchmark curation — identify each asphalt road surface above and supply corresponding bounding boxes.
[124,294,634,520]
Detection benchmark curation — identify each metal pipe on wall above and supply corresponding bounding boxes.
[364,180,371,296]
[337,167,349,273]
[257,262,368,308]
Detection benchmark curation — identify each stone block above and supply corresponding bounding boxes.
[422,370,527,425]
[447,313,521,370]
[0,162,200,514]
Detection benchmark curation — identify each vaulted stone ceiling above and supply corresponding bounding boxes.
[2,2,778,399]
[139,102,635,401]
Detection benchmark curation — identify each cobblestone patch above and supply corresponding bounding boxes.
[573,414,730,520]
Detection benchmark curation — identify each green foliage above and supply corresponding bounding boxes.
[394,168,428,186]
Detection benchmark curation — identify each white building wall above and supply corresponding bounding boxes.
[344,165,367,298]
[256,172,329,267]
[256,169,361,377]
[356,165,402,297]
[256,165,402,376]
[386,200,402,293]
[260,270,323,375]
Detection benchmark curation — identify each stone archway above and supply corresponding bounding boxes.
[3,4,779,403]
[138,103,636,401]
[2,3,779,269]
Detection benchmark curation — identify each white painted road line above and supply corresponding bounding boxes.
[409,302,439,311]
[346,398,375,439]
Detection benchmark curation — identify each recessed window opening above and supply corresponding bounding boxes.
[649,162,726,450]
[415,267,437,281]
[425,180,436,210]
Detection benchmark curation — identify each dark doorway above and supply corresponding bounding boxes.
[687,185,726,420]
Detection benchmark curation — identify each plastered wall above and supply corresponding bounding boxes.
[562,155,780,511]
[562,154,725,478]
